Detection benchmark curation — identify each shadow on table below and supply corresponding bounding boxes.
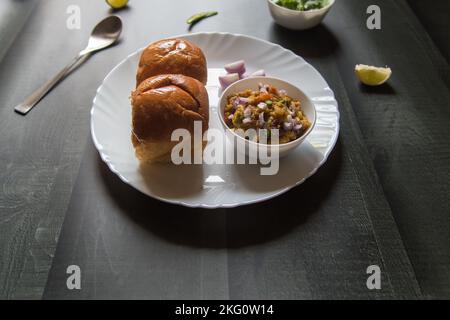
[269,23,340,58]
[99,139,343,249]
[359,82,396,95]
[107,5,132,14]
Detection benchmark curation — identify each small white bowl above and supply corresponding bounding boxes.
[218,76,316,159]
[267,0,335,30]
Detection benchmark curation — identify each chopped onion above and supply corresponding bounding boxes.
[228,114,234,120]
[259,83,269,93]
[249,69,266,77]
[224,60,246,75]
[257,102,267,109]
[259,112,265,124]
[233,96,249,108]
[238,97,250,104]
[294,124,303,131]
[243,117,252,124]
[219,73,240,89]
[279,89,287,97]
[283,122,293,131]
[243,107,252,117]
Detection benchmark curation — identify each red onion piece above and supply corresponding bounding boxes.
[243,117,252,124]
[249,69,266,77]
[283,122,293,131]
[259,83,269,93]
[224,60,245,75]
[259,112,265,124]
[237,97,250,105]
[219,73,240,89]
[233,96,249,108]
[257,102,267,109]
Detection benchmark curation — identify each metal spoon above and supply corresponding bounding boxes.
[14,15,122,115]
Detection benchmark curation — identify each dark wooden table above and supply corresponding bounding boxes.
[0,0,449,299]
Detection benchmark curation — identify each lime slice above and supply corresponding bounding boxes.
[355,64,392,86]
[106,0,129,9]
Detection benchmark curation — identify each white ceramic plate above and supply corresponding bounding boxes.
[91,32,339,208]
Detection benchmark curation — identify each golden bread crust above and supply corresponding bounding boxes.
[131,74,209,163]
[136,38,207,86]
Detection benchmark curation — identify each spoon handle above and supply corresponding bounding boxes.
[14,53,88,115]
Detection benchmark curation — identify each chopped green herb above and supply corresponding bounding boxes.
[275,0,328,11]
[276,0,299,10]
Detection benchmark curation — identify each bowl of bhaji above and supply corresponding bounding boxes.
[219,76,316,159]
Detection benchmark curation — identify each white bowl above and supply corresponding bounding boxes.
[267,0,335,30]
[218,76,317,159]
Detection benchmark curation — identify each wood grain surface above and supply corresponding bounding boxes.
[408,0,450,64]
[0,0,448,299]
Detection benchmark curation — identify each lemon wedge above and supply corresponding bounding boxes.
[355,64,392,86]
[106,0,129,9]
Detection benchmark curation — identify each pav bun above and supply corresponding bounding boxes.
[131,74,209,163]
[136,38,207,86]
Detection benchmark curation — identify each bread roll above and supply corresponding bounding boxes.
[136,38,207,86]
[131,74,209,163]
